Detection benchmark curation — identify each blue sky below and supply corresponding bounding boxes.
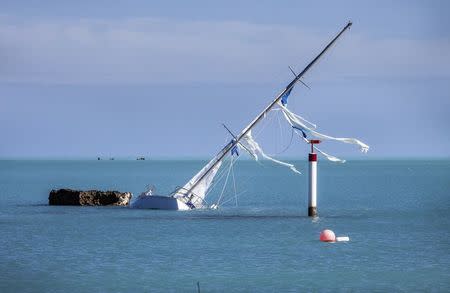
[1,0,449,158]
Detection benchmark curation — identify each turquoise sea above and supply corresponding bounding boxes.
[0,159,449,292]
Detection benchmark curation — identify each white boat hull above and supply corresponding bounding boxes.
[131,195,191,210]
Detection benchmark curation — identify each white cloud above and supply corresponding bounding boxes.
[1,17,449,84]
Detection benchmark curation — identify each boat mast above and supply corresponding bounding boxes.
[183,22,352,198]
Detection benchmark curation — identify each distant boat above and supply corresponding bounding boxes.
[132,22,353,211]
[136,157,145,160]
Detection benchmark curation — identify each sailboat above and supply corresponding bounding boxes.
[132,22,361,210]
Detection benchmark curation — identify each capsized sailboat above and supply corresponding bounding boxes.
[132,22,356,210]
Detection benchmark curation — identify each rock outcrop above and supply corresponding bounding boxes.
[49,189,132,206]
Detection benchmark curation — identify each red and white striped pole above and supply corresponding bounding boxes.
[308,140,321,217]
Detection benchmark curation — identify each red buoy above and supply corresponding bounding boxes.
[320,229,336,242]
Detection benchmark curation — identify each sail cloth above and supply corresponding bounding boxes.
[278,102,370,154]
[278,103,369,163]
[314,147,346,163]
[281,87,293,106]
[240,130,301,174]
[174,146,227,208]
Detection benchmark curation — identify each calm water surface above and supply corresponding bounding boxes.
[0,159,449,292]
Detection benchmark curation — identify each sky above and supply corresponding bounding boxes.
[1,0,449,159]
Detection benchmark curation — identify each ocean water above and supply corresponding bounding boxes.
[0,159,449,292]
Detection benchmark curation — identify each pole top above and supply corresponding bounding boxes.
[308,140,320,154]
[308,139,321,145]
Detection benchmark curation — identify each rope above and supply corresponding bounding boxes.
[231,158,238,206]
[219,190,248,206]
[204,156,231,197]
[267,110,295,156]
[255,108,277,138]
[215,156,233,206]
[278,109,284,152]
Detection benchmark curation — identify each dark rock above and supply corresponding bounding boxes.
[49,189,132,206]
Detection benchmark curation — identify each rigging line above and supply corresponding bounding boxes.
[230,158,238,207]
[210,154,241,195]
[204,156,232,196]
[222,123,255,158]
[212,157,240,207]
[194,156,230,197]
[248,111,282,165]
[259,109,294,156]
[267,127,295,156]
[206,156,232,199]
[276,109,284,153]
[203,157,232,199]
[216,173,254,207]
[216,157,233,206]
[219,190,248,206]
[254,108,277,138]
[212,157,230,184]
[217,158,257,208]
[225,169,257,200]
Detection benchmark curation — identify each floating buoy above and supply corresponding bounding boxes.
[320,229,336,242]
[336,236,350,242]
[320,230,350,242]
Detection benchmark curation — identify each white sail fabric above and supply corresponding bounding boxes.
[174,148,225,208]
[293,131,346,163]
[278,103,370,154]
[240,130,301,174]
[314,144,346,163]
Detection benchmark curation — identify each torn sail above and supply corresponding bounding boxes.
[278,103,370,154]
[240,130,301,174]
[174,146,227,208]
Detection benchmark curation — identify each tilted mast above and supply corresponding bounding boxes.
[182,22,352,200]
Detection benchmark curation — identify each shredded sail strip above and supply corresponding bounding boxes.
[271,108,317,129]
[315,147,346,163]
[278,103,370,153]
[295,130,346,163]
[241,130,301,174]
